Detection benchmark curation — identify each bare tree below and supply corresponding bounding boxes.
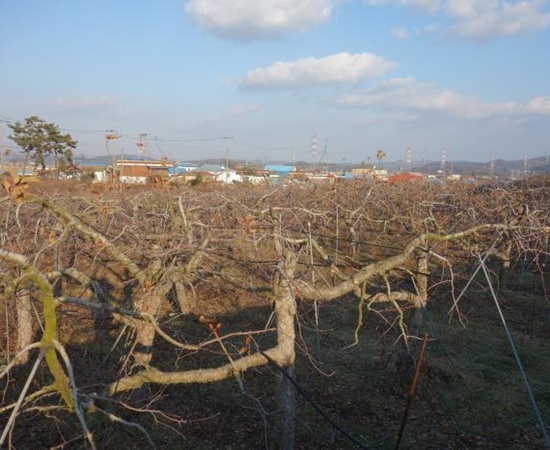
[1,174,549,448]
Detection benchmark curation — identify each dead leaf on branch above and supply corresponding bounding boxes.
[48,230,57,244]
[1,168,40,204]
[143,279,151,292]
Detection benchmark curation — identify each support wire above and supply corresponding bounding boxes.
[478,255,550,449]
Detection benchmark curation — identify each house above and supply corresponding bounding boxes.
[352,167,389,181]
[168,162,199,176]
[169,171,214,185]
[95,159,176,184]
[196,164,243,184]
[264,165,295,178]
[216,168,242,183]
[118,159,176,184]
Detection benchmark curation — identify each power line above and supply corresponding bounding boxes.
[59,128,106,135]
[232,138,291,151]
[152,136,228,143]
[0,111,301,158]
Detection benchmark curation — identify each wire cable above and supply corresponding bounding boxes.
[259,350,370,449]
[479,255,550,449]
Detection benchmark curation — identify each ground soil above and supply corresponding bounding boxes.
[4,271,549,450]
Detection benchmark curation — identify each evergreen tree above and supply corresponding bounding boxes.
[8,116,77,171]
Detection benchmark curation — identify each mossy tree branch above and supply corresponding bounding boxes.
[0,250,73,408]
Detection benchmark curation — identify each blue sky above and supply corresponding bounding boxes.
[1,0,549,164]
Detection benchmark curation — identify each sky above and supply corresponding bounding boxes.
[1,0,550,165]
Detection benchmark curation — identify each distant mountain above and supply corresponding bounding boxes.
[79,154,550,176]
[415,156,549,177]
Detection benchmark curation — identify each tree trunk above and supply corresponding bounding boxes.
[395,251,429,371]
[410,250,428,339]
[131,285,171,368]
[404,251,429,367]
[273,246,297,450]
[173,278,194,315]
[498,239,513,284]
[277,365,296,450]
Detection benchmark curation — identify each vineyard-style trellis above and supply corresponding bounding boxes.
[1,174,549,448]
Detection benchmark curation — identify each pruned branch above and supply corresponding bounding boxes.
[295,224,546,301]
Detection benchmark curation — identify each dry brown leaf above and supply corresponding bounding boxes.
[143,279,151,292]
[1,169,40,203]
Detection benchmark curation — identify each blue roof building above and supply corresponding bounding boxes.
[168,162,199,176]
[264,165,295,177]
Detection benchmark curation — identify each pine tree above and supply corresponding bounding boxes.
[8,116,77,172]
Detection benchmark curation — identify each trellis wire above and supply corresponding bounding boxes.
[479,254,550,449]
[447,235,502,319]
[259,350,370,449]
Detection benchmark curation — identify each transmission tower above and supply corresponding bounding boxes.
[405,147,412,172]
[440,147,446,172]
[319,138,330,173]
[310,134,319,170]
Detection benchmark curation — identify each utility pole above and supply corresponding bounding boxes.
[105,130,119,182]
[405,147,412,172]
[0,122,5,173]
[223,136,232,182]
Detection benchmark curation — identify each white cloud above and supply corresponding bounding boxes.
[443,0,480,18]
[368,0,550,39]
[390,27,408,38]
[184,0,335,41]
[241,52,395,89]
[333,79,550,119]
[381,77,416,87]
[366,0,442,14]
[445,0,550,39]
[353,111,420,126]
[523,96,550,114]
